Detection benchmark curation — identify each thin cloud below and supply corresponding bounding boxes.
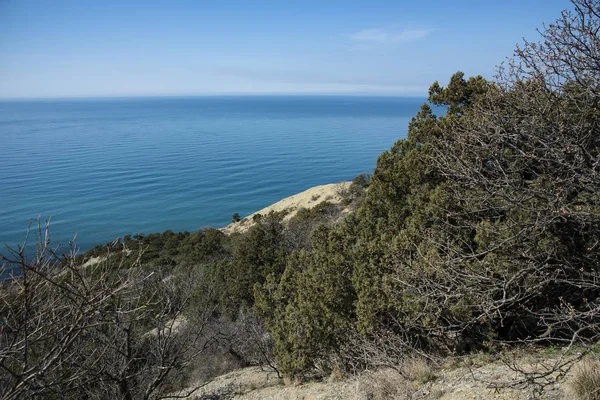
[393,29,432,41]
[349,28,433,43]
[349,29,391,42]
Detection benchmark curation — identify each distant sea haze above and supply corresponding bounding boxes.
[0,96,430,253]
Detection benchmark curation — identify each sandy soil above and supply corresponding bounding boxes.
[220,182,351,235]
[82,256,104,267]
[173,350,588,400]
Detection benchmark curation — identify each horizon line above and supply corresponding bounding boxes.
[0,92,428,102]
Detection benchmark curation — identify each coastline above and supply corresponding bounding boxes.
[220,182,351,235]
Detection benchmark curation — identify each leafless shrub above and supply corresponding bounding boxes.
[185,306,280,385]
[284,205,343,252]
[0,220,218,399]
[335,182,350,199]
[339,328,425,375]
[224,307,280,377]
[414,0,600,389]
[505,0,600,98]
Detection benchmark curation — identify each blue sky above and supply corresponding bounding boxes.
[0,0,571,98]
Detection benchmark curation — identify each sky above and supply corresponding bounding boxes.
[0,0,572,99]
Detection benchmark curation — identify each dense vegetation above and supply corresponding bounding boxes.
[2,1,600,398]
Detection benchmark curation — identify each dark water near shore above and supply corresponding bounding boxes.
[0,96,428,253]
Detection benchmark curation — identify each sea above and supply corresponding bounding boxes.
[0,96,429,254]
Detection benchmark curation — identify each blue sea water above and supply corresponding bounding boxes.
[0,96,427,253]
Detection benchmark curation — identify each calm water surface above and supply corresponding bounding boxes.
[0,96,428,252]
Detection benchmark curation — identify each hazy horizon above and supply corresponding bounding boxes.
[0,0,571,99]
[0,93,428,101]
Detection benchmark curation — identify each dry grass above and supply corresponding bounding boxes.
[357,358,439,400]
[571,359,600,400]
[404,357,437,384]
[359,369,413,400]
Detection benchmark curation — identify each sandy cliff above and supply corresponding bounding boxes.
[220,182,351,235]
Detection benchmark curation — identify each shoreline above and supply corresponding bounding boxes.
[1,181,354,267]
[220,182,351,235]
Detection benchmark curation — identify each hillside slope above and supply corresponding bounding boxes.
[176,348,590,400]
[220,182,351,235]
